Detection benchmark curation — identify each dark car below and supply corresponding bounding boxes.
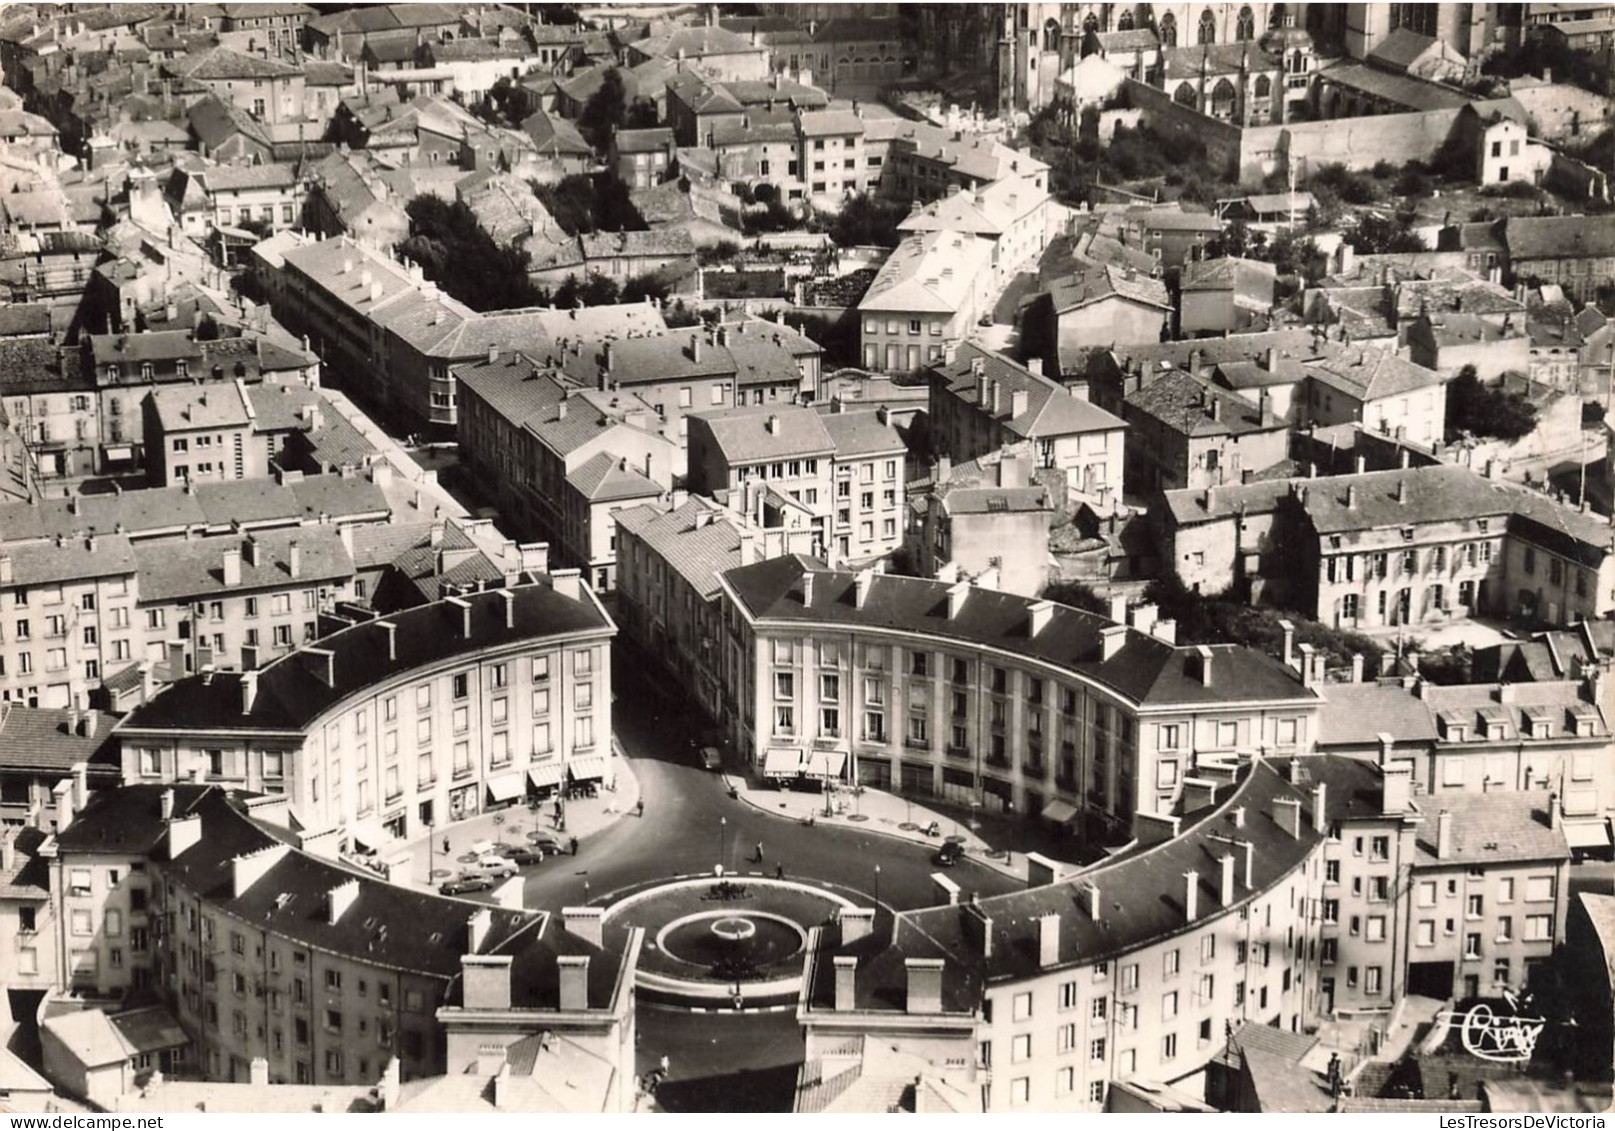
[528,835,564,855]
[439,874,493,896]
[978,313,994,327]
[500,846,545,866]
[934,841,965,867]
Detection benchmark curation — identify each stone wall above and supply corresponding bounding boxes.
[1242,109,1467,185]
[1122,79,1245,181]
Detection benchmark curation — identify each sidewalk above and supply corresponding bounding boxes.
[725,771,1039,883]
[385,753,641,889]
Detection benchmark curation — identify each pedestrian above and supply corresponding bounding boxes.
[754,841,764,864]
[774,862,784,880]
[570,835,579,856]
[636,799,645,818]
[441,837,450,855]
[659,1054,670,1076]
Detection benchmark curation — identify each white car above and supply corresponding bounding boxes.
[471,855,518,879]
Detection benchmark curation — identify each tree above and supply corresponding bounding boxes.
[580,273,622,306]
[399,196,545,311]
[625,97,660,130]
[1041,580,1108,615]
[828,191,907,248]
[530,172,645,236]
[620,271,670,304]
[1446,365,1538,441]
[579,69,627,144]
[1345,211,1426,255]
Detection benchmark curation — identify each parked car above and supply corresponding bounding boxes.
[472,854,519,879]
[439,875,493,896]
[934,841,965,867]
[528,835,564,855]
[700,746,723,771]
[500,846,545,866]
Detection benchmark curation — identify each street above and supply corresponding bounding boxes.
[516,659,1022,913]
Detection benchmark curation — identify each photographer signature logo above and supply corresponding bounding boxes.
[1456,992,1546,1064]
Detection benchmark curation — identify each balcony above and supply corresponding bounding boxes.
[945,744,971,760]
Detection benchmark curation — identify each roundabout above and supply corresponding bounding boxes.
[599,873,863,1008]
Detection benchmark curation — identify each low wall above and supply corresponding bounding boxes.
[1123,79,1244,181]
[1242,108,1466,185]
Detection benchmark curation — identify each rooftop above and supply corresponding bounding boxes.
[692,403,835,464]
[933,342,1128,441]
[721,555,1315,709]
[120,580,611,734]
[1413,790,1570,867]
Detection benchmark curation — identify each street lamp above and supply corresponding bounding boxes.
[719,816,727,864]
[425,818,435,884]
[874,865,881,906]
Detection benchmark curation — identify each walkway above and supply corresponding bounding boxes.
[725,772,1091,884]
[381,752,643,890]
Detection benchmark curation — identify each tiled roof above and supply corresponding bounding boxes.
[804,758,1366,1013]
[1160,41,1282,80]
[1125,367,1284,438]
[821,408,903,459]
[1369,27,1440,70]
[613,126,672,154]
[859,230,994,315]
[1318,60,1469,110]
[1303,342,1446,401]
[0,534,139,587]
[0,704,120,774]
[692,403,835,464]
[556,329,732,388]
[933,342,1127,441]
[41,1010,137,1069]
[169,44,301,80]
[187,95,271,150]
[566,449,663,503]
[120,580,609,733]
[631,25,759,60]
[797,108,863,137]
[1412,789,1570,867]
[0,338,89,397]
[722,555,1315,708]
[897,188,1003,238]
[519,109,593,157]
[615,497,746,601]
[149,379,252,431]
[1236,191,1319,216]
[579,227,696,261]
[1504,214,1615,262]
[1050,260,1170,312]
[1317,682,1442,746]
[199,161,301,191]
[133,525,352,603]
[1181,256,1277,303]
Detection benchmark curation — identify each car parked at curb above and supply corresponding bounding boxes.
[472,854,519,879]
[439,875,493,896]
[499,846,545,866]
[934,841,965,867]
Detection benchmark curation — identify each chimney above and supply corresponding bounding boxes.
[833,956,858,1011]
[563,906,604,948]
[222,546,242,586]
[1009,389,1028,418]
[766,414,781,435]
[946,580,969,619]
[288,540,301,579]
[1100,624,1127,661]
[1109,593,1128,624]
[1130,603,1158,635]
[1397,478,1408,504]
[447,596,472,637]
[72,761,88,812]
[801,572,815,607]
[1311,782,1327,832]
[690,332,702,363]
[1278,619,1296,670]
[557,955,590,1010]
[161,788,175,821]
[1273,796,1303,839]
[1028,599,1054,636]
[905,958,945,1014]
[1346,484,1357,509]
[1219,852,1236,906]
[326,878,360,924]
[379,1060,400,1111]
[1083,883,1101,921]
[1195,644,1214,687]
[250,1058,269,1087]
[839,907,875,943]
[1183,871,1199,923]
[1259,388,1274,426]
[167,812,202,858]
[1037,913,1060,967]
[501,589,515,629]
[461,955,513,1010]
[1241,838,1254,887]
[1549,793,1561,830]
[1381,762,1412,813]
[53,779,74,833]
[379,621,397,661]
[1351,653,1365,683]
[853,570,874,609]
[1436,810,1453,859]
[241,670,259,713]
[1297,643,1317,689]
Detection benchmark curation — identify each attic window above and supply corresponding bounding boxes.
[1399,527,1414,542]
[1477,519,1490,533]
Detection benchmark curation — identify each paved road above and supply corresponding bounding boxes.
[519,660,1021,911]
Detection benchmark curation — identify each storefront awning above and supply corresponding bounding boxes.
[529,763,564,789]
[486,772,525,803]
[351,818,392,851]
[763,748,803,778]
[1563,818,1611,850]
[567,755,606,782]
[802,750,847,779]
[102,445,133,462]
[1041,799,1079,825]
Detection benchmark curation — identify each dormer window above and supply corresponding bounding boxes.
[1400,527,1415,542]
[1477,519,1490,533]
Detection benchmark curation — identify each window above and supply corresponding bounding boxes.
[1162,990,1178,1019]
[1525,914,1553,941]
[1366,916,1386,942]
[1012,991,1032,1021]
[1499,878,1514,903]
[1496,915,1513,942]
[1417,920,1436,946]
[1526,876,1554,902]
[1009,1077,1029,1106]
[1011,1033,1031,1062]
[1162,1032,1178,1060]
[1163,949,1180,978]
[1417,881,1437,907]
[1365,967,1383,996]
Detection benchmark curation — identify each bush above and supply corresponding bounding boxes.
[1396,166,1434,196]
[1481,180,1541,200]
[1446,365,1538,441]
[1346,211,1426,254]
[399,196,544,311]
[531,172,644,236]
[698,240,741,265]
[1372,159,1398,180]
[828,191,908,248]
[1142,574,1386,673]
[1309,163,1380,205]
